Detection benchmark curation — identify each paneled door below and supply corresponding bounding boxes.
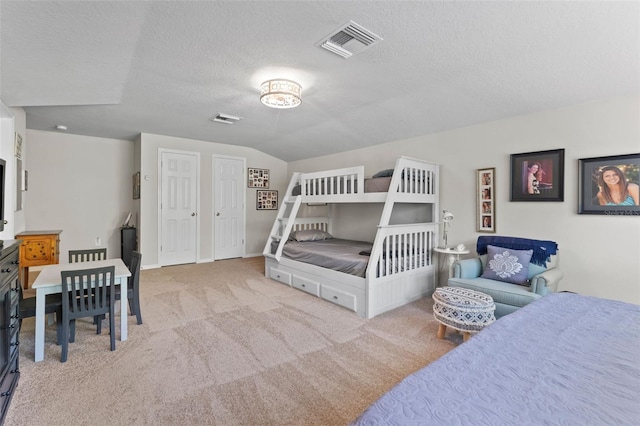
[159,150,199,266]
[213,156,245,259]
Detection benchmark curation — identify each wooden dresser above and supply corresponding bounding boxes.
[0,240,21,424]
[14,230,62,289]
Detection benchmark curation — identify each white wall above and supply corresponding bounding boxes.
[25,130,134,263]
[288,97,640,305]
[138,133,287,267]
[11,97,640,305]
[0,104,26,240]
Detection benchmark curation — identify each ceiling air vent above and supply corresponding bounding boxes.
[209,113,242,125]
[317,20,383,59]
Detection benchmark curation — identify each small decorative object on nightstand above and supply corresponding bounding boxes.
[440,210,454,248]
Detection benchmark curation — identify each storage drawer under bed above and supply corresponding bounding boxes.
[269,267,291,285]
[321,285,357,312]
[292,276,320,296]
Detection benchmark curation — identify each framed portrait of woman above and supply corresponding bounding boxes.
[578,153,640,215]
[510,149,565,202]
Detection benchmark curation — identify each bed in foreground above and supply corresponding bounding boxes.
[351,292,640,425]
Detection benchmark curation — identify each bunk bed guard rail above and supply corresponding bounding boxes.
[366,223,436,279]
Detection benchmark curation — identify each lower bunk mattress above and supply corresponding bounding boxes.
[351,292,640,425]
[272,238,372,278]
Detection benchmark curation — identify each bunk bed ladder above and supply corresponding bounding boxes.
[263,173,303,261]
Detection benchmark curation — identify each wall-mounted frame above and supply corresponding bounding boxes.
[14,132,22,159]
[578,153,640,215]
[248,168,269,188]
[132,172,140,199]
[477,167,496,233]
[510,149,565,202]
[257,190,278,210]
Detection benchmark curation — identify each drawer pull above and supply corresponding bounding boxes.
[301,284,306,288]
[1,268,11,273]
[333,295,338,300]
[1,391,11,397]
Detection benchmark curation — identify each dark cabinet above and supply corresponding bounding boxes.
[121,227,137,269]
[0,241,21,424]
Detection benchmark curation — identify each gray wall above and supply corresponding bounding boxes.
[23,130,134,261]
[288,96,640,305]
[13,95,640,305]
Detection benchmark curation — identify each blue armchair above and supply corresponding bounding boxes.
[448,236,563,318]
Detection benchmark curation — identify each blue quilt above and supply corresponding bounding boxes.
[351,293,640,425]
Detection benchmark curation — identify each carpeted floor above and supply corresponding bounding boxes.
[5,257,460,425]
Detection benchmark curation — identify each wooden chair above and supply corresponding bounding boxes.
[68,248,107,263]
[99,251,143,327]
[18,286,64,345]
[59,266,116,363]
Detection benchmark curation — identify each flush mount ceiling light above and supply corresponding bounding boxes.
[260,79,302,109]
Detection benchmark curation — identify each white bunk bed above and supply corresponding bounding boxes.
[263,156,440,319]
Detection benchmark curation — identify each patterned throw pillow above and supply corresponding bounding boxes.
[480,245,533,285]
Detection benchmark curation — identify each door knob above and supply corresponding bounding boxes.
[191,212,197,217]
[216,212,220,216]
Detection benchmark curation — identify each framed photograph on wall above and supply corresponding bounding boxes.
[132,172,140,199]
[256,190,278,210]
[510,149,565,202]
[248,168,269,188]
[578,153,640,215]
[477,167,496,233]
[14,132,22,159]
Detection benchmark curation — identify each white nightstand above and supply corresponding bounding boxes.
[434,247,471,282]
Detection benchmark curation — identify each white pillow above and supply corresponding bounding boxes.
[290,229,333,242]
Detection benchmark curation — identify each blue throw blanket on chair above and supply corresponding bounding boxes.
[477,236,558,266]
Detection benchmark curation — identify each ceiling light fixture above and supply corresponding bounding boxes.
[55,124,68,131]
[260,79,302,109]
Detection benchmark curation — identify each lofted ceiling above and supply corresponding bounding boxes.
[1,1,638,162]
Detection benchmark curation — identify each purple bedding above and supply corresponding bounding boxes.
[351,292,640,425]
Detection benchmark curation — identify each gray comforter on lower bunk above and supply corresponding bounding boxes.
[272,238,372,277]
[351,292,640,425]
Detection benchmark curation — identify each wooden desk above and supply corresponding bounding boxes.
[14,230,62,289]
[32,258,131,362]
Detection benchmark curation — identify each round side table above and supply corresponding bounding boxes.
[434,247,470,279]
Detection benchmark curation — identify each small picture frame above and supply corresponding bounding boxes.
[14,132,23,159]
[256,190,278,210]
[578,153,640,215]
[132,172,140,199]
[477,167,496,233]
[248,168,269,188]
[510,149,565,202]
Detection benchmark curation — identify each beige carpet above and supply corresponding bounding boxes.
[6,257,460,426]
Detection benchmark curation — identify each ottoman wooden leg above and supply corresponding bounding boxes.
[437,323,446,339]
[463,332,471,342]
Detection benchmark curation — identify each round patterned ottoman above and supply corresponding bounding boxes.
[432,287,496,342]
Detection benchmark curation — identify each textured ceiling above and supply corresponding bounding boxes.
[1,1,638,162]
